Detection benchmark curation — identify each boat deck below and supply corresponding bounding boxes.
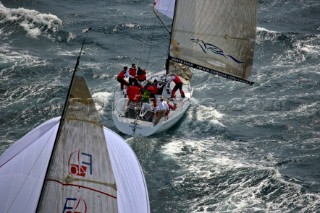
[112,73,193,136]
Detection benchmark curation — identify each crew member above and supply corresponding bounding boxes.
[126,81,141,107]
[144,80,157,107]
[116,66,129,90]
[153,96,169,125]
[128,63,137,85]
[136,66,147,82]
[167,74,185,98]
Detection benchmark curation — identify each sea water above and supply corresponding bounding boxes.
[0,0,319,212]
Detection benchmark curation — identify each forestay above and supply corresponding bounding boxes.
[169,0,257,84]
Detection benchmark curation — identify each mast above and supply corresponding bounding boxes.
[165,0,178,74]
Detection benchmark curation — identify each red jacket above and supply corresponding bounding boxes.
[127,85,141,102]
[129,68,137,77]
[117,70,126,80]
[136,69,146,81]
[173,74,182,84]
[145,85,155,94]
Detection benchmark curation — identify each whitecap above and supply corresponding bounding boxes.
[92,91,113,115]
[0,2,62,38]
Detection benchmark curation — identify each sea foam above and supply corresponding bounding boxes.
[0,2,62,38]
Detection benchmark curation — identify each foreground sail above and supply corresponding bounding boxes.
[0,117,150,212]
[37,74,119,212]
[0,51,150,212]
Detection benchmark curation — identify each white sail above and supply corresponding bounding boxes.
[153,0,175,19]
[0,73,150,212]
[0,117,150,213]
[169,0,257,84]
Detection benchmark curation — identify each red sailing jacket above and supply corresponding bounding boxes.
[145,85,155,94]
[128,68,137,77]
[173,74,182,84]
[127,85,141,102]
[136,69,146,81]
[117,70,126,80]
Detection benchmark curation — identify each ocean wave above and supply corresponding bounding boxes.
[257,27,320,65]
[161,138,320,212]
[92,91,113,116]
[0,2,62,38]
[0,44,48,69]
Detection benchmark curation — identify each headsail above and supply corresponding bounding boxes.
[153,0,175,19]
[168,0,257,84]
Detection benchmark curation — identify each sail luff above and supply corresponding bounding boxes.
[168,0,257,84]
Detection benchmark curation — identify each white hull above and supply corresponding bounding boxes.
[112,72,192,136]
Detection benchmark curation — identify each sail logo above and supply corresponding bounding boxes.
[68,150,92,177]
[63,197,87,213]
[191,38,243,64]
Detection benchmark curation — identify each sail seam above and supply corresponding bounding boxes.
[46,179,117,199]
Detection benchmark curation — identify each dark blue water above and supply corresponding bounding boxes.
[1,0,320,212]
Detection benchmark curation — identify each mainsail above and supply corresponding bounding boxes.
[156,0,257,85]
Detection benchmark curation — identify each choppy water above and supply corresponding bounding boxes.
[1,0,320,212]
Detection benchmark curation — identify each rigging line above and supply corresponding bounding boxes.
[35,28,92,213]
[156,16,170,40]
[152,7,170,34]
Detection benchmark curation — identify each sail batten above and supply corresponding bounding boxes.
[168,0,257,83]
